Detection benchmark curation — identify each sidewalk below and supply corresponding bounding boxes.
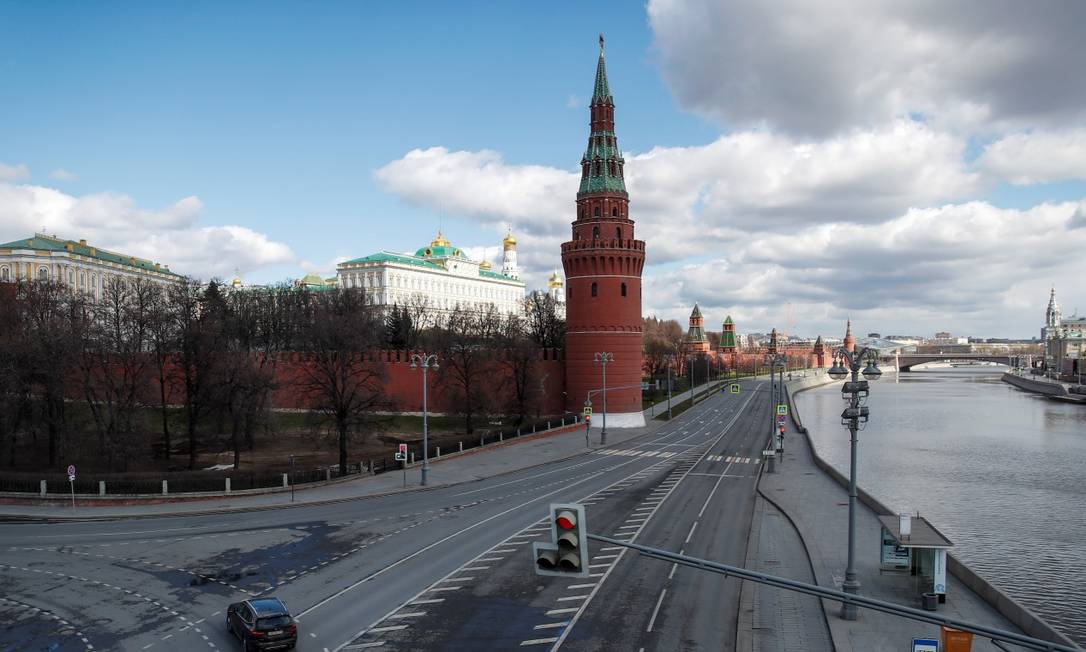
[750,421,1024,651]
[0,413,667,521]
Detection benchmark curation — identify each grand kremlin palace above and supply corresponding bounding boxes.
[335,230,526,315]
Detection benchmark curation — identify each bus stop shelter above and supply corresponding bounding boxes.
[878,515,954,606]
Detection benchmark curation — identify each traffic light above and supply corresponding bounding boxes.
[533,503,589,577]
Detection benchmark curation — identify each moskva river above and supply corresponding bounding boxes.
[793,367,1086,644]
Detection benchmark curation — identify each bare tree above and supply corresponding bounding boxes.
[14,281,82,468]
[170,278,226,470]
[524,292,565,349]
[642,316,685,377]
[498,313,540,425]
[297,288,386,476]
[435,305,500,435]
[78,277,154,470]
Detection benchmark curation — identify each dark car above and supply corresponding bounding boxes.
[226,597,297,651]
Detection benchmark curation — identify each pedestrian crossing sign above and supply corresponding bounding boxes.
[777,404,788,416]
[582,406,593,416]
[729,383,740,394]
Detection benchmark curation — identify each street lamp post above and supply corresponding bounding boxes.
[763,353,787,452]
[594,352,613,445]
[827,346,882,621]
[665,354,675,420]
[410,353,439,486]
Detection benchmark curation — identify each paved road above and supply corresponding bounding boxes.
[0,380,773,652]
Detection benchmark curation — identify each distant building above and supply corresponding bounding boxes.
[0,233,181,298]
[1042,286,1086,376]
[335,230,524,315]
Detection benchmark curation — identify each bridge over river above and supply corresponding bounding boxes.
[894,352,1012,371]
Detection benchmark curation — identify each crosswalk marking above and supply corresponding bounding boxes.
[704,454,753,463]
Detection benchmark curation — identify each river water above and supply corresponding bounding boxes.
[793,367,1086,644]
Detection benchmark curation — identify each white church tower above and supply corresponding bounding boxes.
[501,230,520,280]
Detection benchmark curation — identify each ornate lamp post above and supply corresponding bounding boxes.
[763,353,787,452]
[594,352,613,445]
[664,353,675,420]
[827,346,882,620]
[410,353,439,486]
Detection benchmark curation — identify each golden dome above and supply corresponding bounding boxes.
[480,259,493,270]
[231,276,242,288]
[431,230,451,247]
[503,230,517,250]
[547,269,563,288]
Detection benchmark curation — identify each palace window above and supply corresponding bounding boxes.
[616,226,622,238]
[621,282,627,297]
[592,226,600,239]
[38,267,48,280]
[0,267,8,281]
[594,206,601,217]
[591,282,598,297]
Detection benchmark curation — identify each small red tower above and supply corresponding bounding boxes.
[843,319,856,353]
[561,35,646,427]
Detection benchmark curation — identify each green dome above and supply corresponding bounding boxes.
[415,244,463,259]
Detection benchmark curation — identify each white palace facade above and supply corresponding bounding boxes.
[336,230,525,315]
[0,233,181,297]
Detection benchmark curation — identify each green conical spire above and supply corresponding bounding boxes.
[593,33,611,102]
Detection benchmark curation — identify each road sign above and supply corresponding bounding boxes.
[582,406,592,416]
[67,464,75,477]
[68,474,75,482]
[395,443,408,461]
[776,404,788,416]
[912,638,938,652]
[777,414,787,424]
[729,384,740,394]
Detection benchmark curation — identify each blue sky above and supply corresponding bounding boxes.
[3,1,1086,337]
[1,2,712,278]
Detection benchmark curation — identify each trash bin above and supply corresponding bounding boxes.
[941,626,974,652]
[922,592,939,611]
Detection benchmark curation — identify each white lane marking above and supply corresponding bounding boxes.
[437,576,473,583]
[521,638,559,646]
[342,642,385,649]
[546,608,579,616]
[409,598,444,605]
[385,611,426,618]
[697,460,735,518]
[684,522,698,544]
[367,625,408,633]
[565,583,596,590]
[299,458,629,621]
[556,595,589,602]
[534,622,568,630]
[550,384,761,651]
[646,588,668,632]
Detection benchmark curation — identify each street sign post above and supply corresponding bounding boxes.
[912,638,938,652]
[289,455,296,503]
[777,414,786,424]
[776,404,788,416]
[67,464,76,509]
[582,406,592,416]
[396,443,409,486]
[729,383,740,394]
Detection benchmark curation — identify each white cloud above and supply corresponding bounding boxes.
[643,200,1086,337]
[647,0,1086,137]
[978,129,1086,185]
[0,182,294,279]
[376,122,978,272]
[49,168,78,181]
[0,162,30,182]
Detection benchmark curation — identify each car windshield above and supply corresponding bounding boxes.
[256,615,291,630]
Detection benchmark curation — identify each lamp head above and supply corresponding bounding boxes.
[862,360,882,381]
[828,356,848,380]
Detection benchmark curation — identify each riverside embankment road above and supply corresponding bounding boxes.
[0,380,770,651]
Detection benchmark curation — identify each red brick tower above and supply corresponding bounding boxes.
[561,35,646,427]
[843,319,855,353]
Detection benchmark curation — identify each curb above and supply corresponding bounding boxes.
[0,420,664,523]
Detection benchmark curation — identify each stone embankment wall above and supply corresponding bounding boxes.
[1001,372,1068,397]
[785,377,1078,649]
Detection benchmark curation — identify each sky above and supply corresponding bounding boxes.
[2,0,1085,339]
